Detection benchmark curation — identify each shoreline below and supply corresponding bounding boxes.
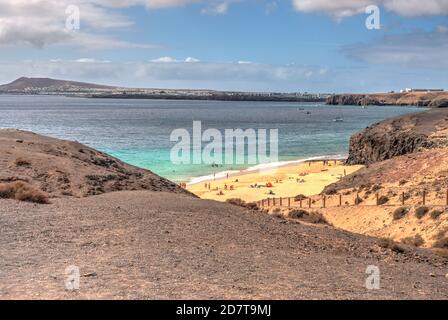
[186,154,348,186]
[187,157,363,203]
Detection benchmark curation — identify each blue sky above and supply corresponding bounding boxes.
[0,0,447,92]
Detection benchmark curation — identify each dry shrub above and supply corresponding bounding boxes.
[324,186,337,195]
[288,209,329,225]
[0,181,49,204]
[354,195,363,205]
[433,238,448,249]
[288,209,308,219]
[377,238,405,253]
[415,206,429,219]
[401,234,425,247]
[14,157,31,167]
[294,194,307,201]
[433,249,448,259]
[306,211,329,224]
[226,198,247,207]
[430,209,444,220]
[393,207,409,220]
[433,229,448,249]
[226,198,259,211]
[245,202,259,210]
[377,195,389,205]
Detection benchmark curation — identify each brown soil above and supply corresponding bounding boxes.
[1,130,448,299]
[0,129,190,198]
[1,191,448,300]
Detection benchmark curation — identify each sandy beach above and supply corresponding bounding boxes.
[187,160,363,202]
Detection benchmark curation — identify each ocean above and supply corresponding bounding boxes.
[0,95,424,182]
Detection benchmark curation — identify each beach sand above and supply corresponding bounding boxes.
[187,160,364,203]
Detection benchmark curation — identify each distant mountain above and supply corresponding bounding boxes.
[0,77,117,92]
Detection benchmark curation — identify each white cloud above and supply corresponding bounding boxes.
[344,27,448,68]
[0,58,330,90]
[0,0,166,49]
[150,56,179,63]
[292,0,448,18]
[2,57,447,92]
[201,2,230,15]
[185,57,200,62]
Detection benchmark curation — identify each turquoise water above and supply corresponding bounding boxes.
[0,95,425,182]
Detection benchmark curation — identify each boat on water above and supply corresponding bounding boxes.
[333,117,344,122]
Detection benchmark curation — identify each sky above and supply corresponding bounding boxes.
[0,0,447,93]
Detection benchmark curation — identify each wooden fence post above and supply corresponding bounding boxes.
[339,194,342,207]
[376,193,379,206]
[308,198,312,209]
[280,198,283,207]
[323,195,326,208]
[423,190,426,206]
[402,192,405,206]
[300,199,303,208]
[288,197,291,208]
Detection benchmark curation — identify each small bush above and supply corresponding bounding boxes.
[324,187,337,195]
[399,179,408,186]
[393,207,409,220]
[377,196,389,205]
[294,194,307,201]
[432,229,448,249]
[245,202,259,210]
[0,181,49,204]
[288,209,308,219]
[371,184,382,192]
[430,209,444,220]
[226,198,246,207]
[433,249,448,259]
[14,157,31,167]
[306,211,329,224]
[226,198,259,211]
[433,238,448,249]
[354,195,363,205]
[288,209,329,224]
[401,234,425,247]
[415,206,429,219]
[377,238,405,253]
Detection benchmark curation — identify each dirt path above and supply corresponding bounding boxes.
[1,191,447,299]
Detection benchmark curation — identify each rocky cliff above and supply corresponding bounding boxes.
[0,129,191,198]
[327,92,448,108]
[346,108,448,165]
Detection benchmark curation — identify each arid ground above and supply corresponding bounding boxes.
[1,129,448,299]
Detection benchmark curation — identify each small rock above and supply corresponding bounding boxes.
[16,139,24,143]
[429,273,436,278]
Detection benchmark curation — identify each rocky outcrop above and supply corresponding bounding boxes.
[327,92,448,107]
[0,129,192,198]
[346,108,448,165]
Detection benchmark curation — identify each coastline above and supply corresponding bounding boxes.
[187,156,363,203]
[186,153,348,186]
